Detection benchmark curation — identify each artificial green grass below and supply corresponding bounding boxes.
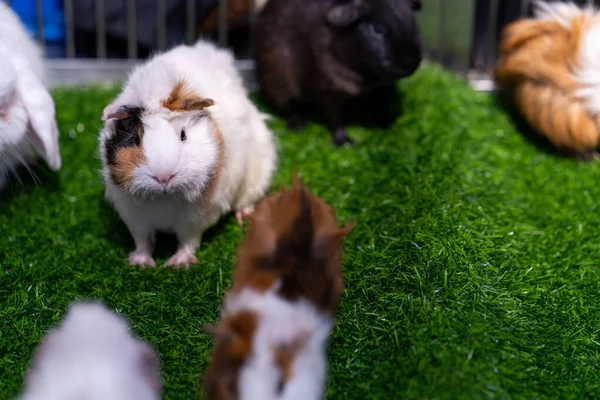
[2,63,600,399]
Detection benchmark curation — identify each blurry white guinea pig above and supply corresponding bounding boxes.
[20,301,162,400]
[0,3,61,189]
[99,40,277,268]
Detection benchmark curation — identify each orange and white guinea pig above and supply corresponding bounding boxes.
[202,175,353,400]
[495,0,600,160]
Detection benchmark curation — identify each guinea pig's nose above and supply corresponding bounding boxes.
[153,173,175,185]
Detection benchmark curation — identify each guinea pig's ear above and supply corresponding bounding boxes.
[102,104,119,120]
[326,0,368,27]
[103,105,144,121]
[162,81,215,112]
[16,69,62,171]
[412,0,422,11]
[103,104,131,120]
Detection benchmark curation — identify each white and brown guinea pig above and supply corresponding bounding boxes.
[20,301,161,400]
[99,39,277,268]
[203,175,353,400]
[495,0,600,160]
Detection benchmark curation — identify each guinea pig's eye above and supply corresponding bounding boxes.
[180,129,187,142]
[370,23,386,37]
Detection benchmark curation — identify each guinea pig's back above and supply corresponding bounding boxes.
[254,0,325,104]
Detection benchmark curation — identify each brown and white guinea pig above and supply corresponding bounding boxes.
[202,174,353,400]
[495,0,600,160]
[99,39,277,268]
[254,0,422,146]
[20,301,161,400]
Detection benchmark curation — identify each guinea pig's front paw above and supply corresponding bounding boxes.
[128,251,156,268]
[235,206,255,226]
[164,250,198,269]
[331,128,354,147]
[577,149,599,162]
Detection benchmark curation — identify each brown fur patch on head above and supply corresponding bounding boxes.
[203,310,259,400]
[233,173,353,314]
[161,81,215,112]
[494,11,600,155]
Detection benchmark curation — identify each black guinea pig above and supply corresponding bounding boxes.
[254,0,422,146]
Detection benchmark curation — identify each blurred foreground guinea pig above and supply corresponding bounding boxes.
[20,301,161,400]
[99,40,277,268]
[254,0,422,146]
[203,174,353,400]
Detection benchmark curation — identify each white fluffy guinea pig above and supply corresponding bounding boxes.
[99,40,277,268]
[0,3,61,189]
[20,301,162,400]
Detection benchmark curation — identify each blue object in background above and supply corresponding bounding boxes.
[10,0,66,58]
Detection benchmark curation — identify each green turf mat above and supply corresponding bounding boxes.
[2,64,600,399]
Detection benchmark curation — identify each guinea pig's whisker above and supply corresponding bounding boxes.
[8,147,40,186]
[15,151,40,185]
[7,160,23,188]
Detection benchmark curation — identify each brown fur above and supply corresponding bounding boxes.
[271,334,308,383]
[111,147,146,192]
[495,12,600,157]
[232,174,353,314]
[203,311,259,400]
[203,175,353,399]
[161,81,215,112]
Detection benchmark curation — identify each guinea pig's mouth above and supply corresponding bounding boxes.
[144,182,202,203]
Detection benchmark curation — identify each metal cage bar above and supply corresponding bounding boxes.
[128,0,137,59]
[35,0,44,49]
[96,0,107,58]
[218,0,228,47]
[157,0,166,51]
[186,0,195,44]
[64,0,75,58]
[9,0,600,90]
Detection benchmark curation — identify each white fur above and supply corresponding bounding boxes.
[533,0,588,27]
[20,302,161,400]
[224,283,333,400]
[99,40,277,267]
[532,1,600,116]
[0,2,61,189]
[254,0,268,12]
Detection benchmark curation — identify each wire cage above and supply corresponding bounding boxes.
[3,0,600,90]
